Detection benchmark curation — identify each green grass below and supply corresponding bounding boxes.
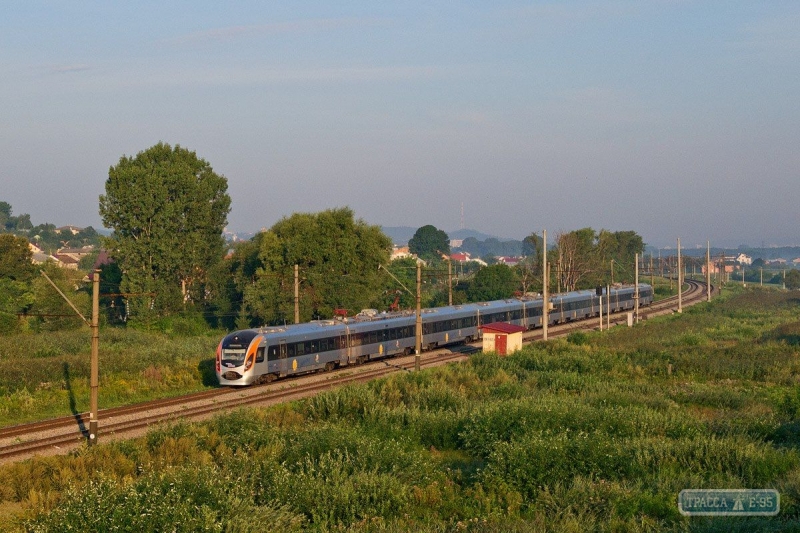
[3,286,800,531]
[0,327,221,425]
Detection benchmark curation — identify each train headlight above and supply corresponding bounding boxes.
[245,356,254,371]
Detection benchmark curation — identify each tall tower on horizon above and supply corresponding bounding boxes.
[460,202,464,230]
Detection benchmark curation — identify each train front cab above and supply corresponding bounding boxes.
[217,329,263,386]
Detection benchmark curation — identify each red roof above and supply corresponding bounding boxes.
[479,322,526,334]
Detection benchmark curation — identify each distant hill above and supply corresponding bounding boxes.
[381,226,510,246]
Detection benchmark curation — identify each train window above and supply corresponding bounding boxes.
[256,347,265,363]
[296,343,305,356]
[267,346,279,361]
[287,344,295,357]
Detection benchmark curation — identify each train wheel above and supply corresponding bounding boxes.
[324,361,335,372]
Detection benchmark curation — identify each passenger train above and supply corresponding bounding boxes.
[216,284,653,386]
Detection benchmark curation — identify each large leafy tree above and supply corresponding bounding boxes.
[555,228,598,291]
[596,230,645,284]
[0,234,36,333]
[553,228,646,291]
[99,143,231,319]
[0,234,35,281]
[786,270,800,290]
[466,264,519,302]
[408,225,450,262]
[243,208,391,325]
[206,236,265,330]
[0,202,11,229]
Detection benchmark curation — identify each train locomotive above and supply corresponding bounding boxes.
[216,284,653,386]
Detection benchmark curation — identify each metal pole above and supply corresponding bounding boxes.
[706,241,711,302]
[294,264,300,324]
[89,270,100,446]
[542,230,548,341]
[599,295,603,331]
[607,284,610,329]
[677,238,682,313]
[415,262,421,371]
[634,253,639,323]
[448,259,452,306]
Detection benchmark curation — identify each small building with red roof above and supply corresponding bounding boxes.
[479,322,526,356]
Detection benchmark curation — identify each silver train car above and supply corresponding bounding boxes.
[216,283,653,386]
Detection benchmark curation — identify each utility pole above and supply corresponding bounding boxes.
[415,262,422,371]
[634,253,639,323]
[677,238,682,313]
[669,253,674,292]
[447,258,453,306]
[40,269,100,446]
[542,230,548,341]
[294,264,300,324]
[599,291,603,332]
[90,270,99,446]
[650,254,654,287]
[706,241,711,302]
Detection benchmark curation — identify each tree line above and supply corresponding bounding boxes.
[0,201,101,252]
[1,143,659,335]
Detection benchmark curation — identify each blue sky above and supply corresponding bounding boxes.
[1,1,798,248]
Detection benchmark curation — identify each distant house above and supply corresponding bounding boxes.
[54,254,80,270]
[28,242,58,265]
[450,252,487,267]
[391,246,413,261]
[497,256,522,267]
[56,225,83,235]
[735,253,752,265]
[56,246,95,262]
[702,261,734,275]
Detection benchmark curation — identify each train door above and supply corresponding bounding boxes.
[278,340,288,376]
[340,330,349,366]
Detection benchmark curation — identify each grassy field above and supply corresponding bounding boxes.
[3,286,800,531]
[0,325,222,426]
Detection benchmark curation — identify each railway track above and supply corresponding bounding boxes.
[0,279,709,464]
